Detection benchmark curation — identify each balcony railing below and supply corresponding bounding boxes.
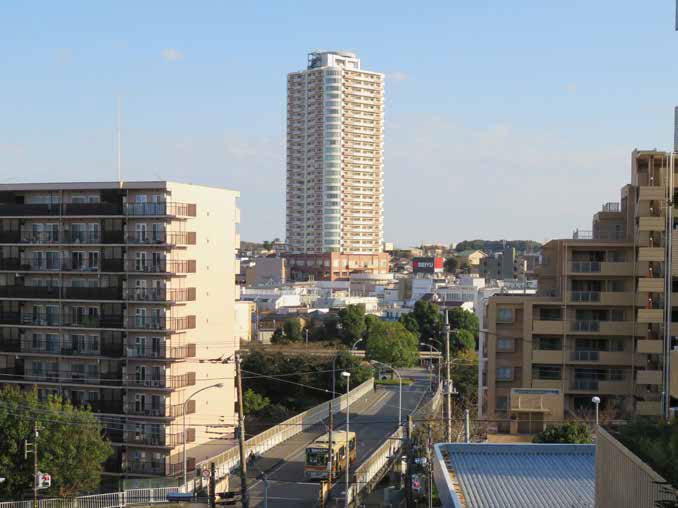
[570,320,601,332]
[0,204,61,216]
[570,351,600,362]
[63,287,123,300]
[0,258,20,270]
[127,316,196,331]
[571,379,599,391]
[0,367,24,380]
[125,202,196,217]
[0,286,61,299]
[169,372,196,389]
[64,203,123,215]
[571,262,601,273]
[169,399,196,418]
[0,286,123,300]
[0,230,59,244]
[127,231,196,246]
[126,343,195,360]
[570,291,601,302]
[124,461,166,475]
[72,399,124,413]
[124,287,196,302]
[101,259,125,272]
[125,404,167,417]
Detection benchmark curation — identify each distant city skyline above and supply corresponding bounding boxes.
[1,2,677,246]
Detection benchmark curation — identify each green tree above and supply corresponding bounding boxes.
[450,349,478,399]
[403,300,442,344]
[243,388,270,415]
[330,350,374,393]
[365,321,419,368]
[337,304,367,345]
[399,312,420,336]
[0,386,113,499]
[615,417,678,488]
[283,318,303,341]
[454,329,475,353]
[447,307,479,352]
[443,256,459,273]
[532,422,593,444]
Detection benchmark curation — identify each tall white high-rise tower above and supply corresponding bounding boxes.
[286,51,384,254]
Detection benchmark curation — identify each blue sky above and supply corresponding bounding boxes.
[1,1,677,246]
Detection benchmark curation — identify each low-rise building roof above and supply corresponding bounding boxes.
[433,443,595,508]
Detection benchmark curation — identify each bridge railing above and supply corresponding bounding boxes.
[412,381,443,424]
[0,488,179,508]
[196,378,375,484]
[349,425,405,503]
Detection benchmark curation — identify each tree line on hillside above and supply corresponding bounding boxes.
[268,302,479,399]
[454,239,541,254]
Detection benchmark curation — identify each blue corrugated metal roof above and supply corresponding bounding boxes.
[435,443,595,508]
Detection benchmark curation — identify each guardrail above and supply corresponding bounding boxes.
[195,378,375,485]
[411,381,443,426]
[0,487,179,508]
[348,426,405,504]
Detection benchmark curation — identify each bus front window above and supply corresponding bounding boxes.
[306,449,328,466]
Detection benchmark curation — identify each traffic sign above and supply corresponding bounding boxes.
[202,469,211,479]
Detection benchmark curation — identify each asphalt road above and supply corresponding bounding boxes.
[231,368,430,508]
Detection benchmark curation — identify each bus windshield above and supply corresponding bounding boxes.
[306,448,328,466]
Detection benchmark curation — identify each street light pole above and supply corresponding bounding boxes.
[444,310,452,442]
[592,396,601,428]
[183,382,224,490]
[329,338,362,486]
[341,371,351,508]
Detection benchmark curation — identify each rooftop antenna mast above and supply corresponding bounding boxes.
[117,96,122,186]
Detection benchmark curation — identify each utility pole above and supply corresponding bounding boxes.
[328,355,336,485]
[444,310,452,442]
[208,462,216,508]
[404,415,413,506]
[25,420,38,508]
[427,426,433,508]
[235,355,249,508]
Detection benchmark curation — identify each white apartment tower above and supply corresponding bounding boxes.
[286,51,384,254]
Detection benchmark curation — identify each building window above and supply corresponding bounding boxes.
[537,337,561,351]
[496,308,513,323]
[538,308,561,321]
[495,396,508,411]
[496,337,515,352]
[496,367,514,381]
[533,364,562,380]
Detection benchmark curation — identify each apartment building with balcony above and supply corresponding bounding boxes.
[0,181,239,487]
[483,150,677,432]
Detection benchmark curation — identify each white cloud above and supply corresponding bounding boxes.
[161,48,184,62]
[387,71,409,81]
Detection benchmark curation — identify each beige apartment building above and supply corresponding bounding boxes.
[484,150,678,432]
[286,51,384,256]
[0,181,239,487]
